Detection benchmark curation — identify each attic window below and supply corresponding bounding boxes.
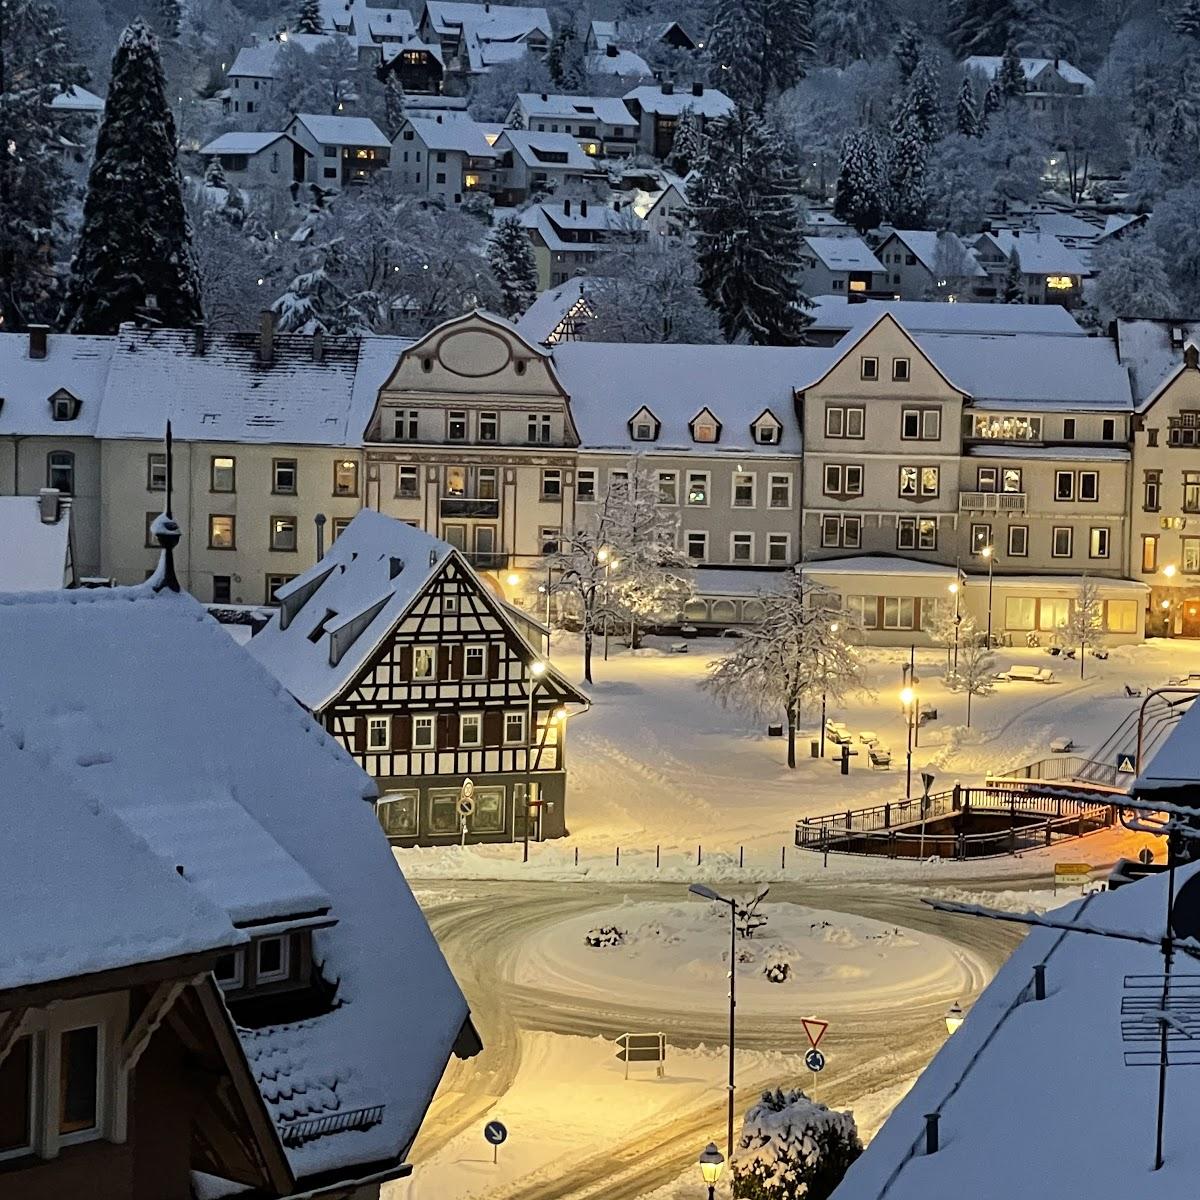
[515,359,527,376]
[49,389,80,421]
[693,422,717,443]
[753,421,780,445]
[633,421,655,441]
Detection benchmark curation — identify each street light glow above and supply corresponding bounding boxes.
[506,572,520,586]
[1164,563,1178,578]
[698,1142,726,1185]
[948,582,958,595]
[597,547,608,563]
[900,686,915,707]
[530,660,547,677]
[830,621,839,634]
[980,545,994,559]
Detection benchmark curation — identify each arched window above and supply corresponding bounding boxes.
[47,451,74,495]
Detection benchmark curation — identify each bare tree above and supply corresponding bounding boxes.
[1066,576,1105,679]
[704,577,868,768]
[946,638,996,727]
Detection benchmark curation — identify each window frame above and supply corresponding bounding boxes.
[378,788,420,837]
[366,715,391,751]
[255,935,291,985]
[208,514,236,550]
[576,469,596,502]
[397,465,420,499]
[1054,470,1075,501]
[1089,526,1110,559]
[540,469,562,501]
[1008,524,1029,557]
[411,646,436,680]
[685,530,708,560]
[731,472,756,509]
[47,451,75,495]
[269,514,298,553]
[860,356,879,381]
[333,458,359,497]
[657,470,678,506]
[730,531,754,562]
[768,473,792,509]
[459,712,482,747]
[463,645,487,679]
[685,471,710,507]
[504,711,527,744]
[272,458,298,495]
[1051,526,1073,558]
[147,453,167,492]
[412,714,435,749]
[892,357,911,382]
[210,455,236,494]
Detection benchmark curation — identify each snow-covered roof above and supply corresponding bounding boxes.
[349,334,413,436]
[808,296,1084,338]
[588,47,652,76]
[623,84,735,118]
[519,200,639,250]
[228,32,335,78]
[49,84,105,113]
[365,8,417,38]
[879,229,986,277]
[983,573,1147,593]
[917,332,1132,409]
[515,92,637,127]
[836,865,1192,1199]
[0,732,241,993]
[691,568,790,598]
[1115,319,1200,404]
[0,498,71,591]
[248,509,455,711]
[424,1,550,39]
[514,278,599,345]
[1133,696,1200,793]
[961,54,1095,91]
[0,582,469,1183]
[802,555,958,579]
[974,230,1086,276]
[497,129,595,171]
[1026,211,1103,241]
[802,236,884,274]
[0,331,114,436]
[1100,212,1146,240]
[402,116,496,156]
[199,131,302,157]
[555,341,831,454]
[290,112,391,148]
[95,327,364,445]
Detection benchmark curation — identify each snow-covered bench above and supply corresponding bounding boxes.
[1049,736,1074,753]
[998,665,1055,683]
[868,746,892,770]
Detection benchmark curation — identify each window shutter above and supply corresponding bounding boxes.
[437,713,457,750]
[353,716,367,752]
[391,713,410,749]
[451,645,464,679]
[488,643,501,678]
[483,710,503,745]
[399,645,413,678]
[438,647,452,681]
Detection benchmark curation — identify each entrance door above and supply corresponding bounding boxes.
[1183,598,1200,638]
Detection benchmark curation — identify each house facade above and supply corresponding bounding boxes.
[874,230,985,301]
[392,116,498,204]
[970,230,1085,306]
[286,113,391,187]
[799,236,887,298]
[198,132,311,192]
[519,198,644,289]
[622,82,734,157]
[509,93,640,158]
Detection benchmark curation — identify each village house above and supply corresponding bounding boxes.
[248,509,588,846]
[379,37,446,93]
[509,93,640,158]
[286,113,391,187]
[962,54,1096,132]
[514,279,599,346]
[622,82,734,158]
[318,0,417,49]
[519,198,644,289]
[970,229,1085,305]
[198,131,311,192]
[418,1,551,75]
[392,115,498,204]
[798,236,887,297]
[48,85,104,180]
[874,229,986,301]
[0,567,479,1196]
[491,129,599,203]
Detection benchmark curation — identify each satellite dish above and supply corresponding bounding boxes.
[1170,872,1200,941]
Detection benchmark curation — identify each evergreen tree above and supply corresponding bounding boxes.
[947,0,1021,57]
[689,110,811,345]
[1173,0,1200,39]
[295,0,323,34]
[833,129,885,235]
[383,72,406,138]
[892,54,943,145]
[669,107,702,174]
[547,17,585,90]
[204,156,228,188]
[813,0,891,68]
[488,216,539,317]
[956,76,983,137]
[770,0,816,90]
[153,0,181,40]
[888,116,930,229]
[891,21,921,82]
[63,21,202,334]
[1003,250,1024,302]
[711,0,813,112]
[982,79,1003,126]
[996,42,1026,101]
[1091,231,1179,325]
[0,0,86,330]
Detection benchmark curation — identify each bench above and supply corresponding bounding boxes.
[1125,684,1142,698]
[998,665,1055,683]
[1049,736,1074,753]
[869,747,892,770]
[670,642,689,653]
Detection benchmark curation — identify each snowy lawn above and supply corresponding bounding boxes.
[514,898,986,1016]
[397,634,1189,880]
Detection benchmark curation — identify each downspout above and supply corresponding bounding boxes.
[9,434,23,494]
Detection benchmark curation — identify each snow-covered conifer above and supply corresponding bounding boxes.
[892,54,943,145]
[833,129,885,235]
[669,106,702,174]
[63,20,202,334]
[947,0,1021,58]
[711,0,812,110]
[488,216,539,318]
[1091,232,1178,325]
[204,156,228,189]
[891,21,921,81]
[383,72,407,138]
[996,42,1026,100]
[981,79,1003,125]
[1002,250,1025,303]
[295,0,324,34]
[705,577,868,768]
[153,0,182,40]
[690,110,812,345]
[956,76,983,137]
[813,0,891,68]
[547,17,586,90]
[888,116,930,229]
[0,0,86,329]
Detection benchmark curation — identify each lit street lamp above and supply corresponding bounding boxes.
[948,579,962,673]
[698,1142,726,1199]
[945,1001,965,1035]
[688,883,744,1160]
[523,660,547,863]
[978,545,995,647]
[1162,565,1177,636]
[819,621,840,758]
[900,685,916,800]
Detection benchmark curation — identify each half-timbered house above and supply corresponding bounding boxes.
[248,508,589,845]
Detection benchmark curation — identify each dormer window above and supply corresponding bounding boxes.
[628,406,660,442]
[752,410,782,445]
[690,407,721,444]
[49,388,81,421]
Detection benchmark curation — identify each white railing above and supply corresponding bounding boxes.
[959,492,1027,513]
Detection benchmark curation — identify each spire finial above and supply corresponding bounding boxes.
[151,420,181,593]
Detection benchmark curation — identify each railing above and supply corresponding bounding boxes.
[992,755,1109,784]
[958,492,1027,513]
[440,496,500,519]
[279,1104,385,1147]
[465,551,508,571]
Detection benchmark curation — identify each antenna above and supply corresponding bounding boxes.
[152,421,181,593]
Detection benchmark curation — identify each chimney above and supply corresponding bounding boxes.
[580,198,588,216]
[38,488,61,524]
[259,309,275,365]
[662,80,674,95]
[924,1114,940,1155]
[436,113,443,123]
[692,81,703,96]
[28,324,49,360]
[192,323,206,356]
[389,555,404,579]
[564,197,571,215]
[606,43,617,56]
[312,329,325,363]
[540,92,548,101]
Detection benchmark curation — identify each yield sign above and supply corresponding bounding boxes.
[802,1018,829,1049]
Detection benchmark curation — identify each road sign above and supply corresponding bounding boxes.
[1140,848,1155,865]
[805,1048,826,1073]
[615,1032,666,1078]
[484,1120,508,1146]
[1116,752,1137,774]
[458,797,475,816]
[801,1018,828,1049]
[1054,862,1091,893]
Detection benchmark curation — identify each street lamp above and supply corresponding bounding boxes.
[947,581,962,673]
[506,571,520,588]
[978,545,995,647]
[945,1001,964,1035]
[1162,565,1177,636]
[688,883,742,1160]
[819,621,840,757]
[597,548,618,661]
[698,1142,726,1199]
[900,685,916,800]
[523,660,547,863]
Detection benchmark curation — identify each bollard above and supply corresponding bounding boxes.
[697,843,702,866]
[616,845,620,867]
[840,745,850,775]
[739,845,744,868]
[1034,963,1046,1000]
[781,845,786,870]
[656,844,660,869]
[924,1113,940,1155]
[574,846,579,868]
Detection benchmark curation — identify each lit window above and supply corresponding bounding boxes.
[334,459,359,496]
[270,516,297,552]
[211,455,235,492]
[412,647,436,680]
[686,472,709,506]
[209,515,235,549]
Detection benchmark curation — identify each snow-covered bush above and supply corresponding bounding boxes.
[584,926,626,948]
[763,957,790,984]
[732,1088,862,1200]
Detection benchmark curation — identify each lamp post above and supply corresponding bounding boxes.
[523,659,547,863]
[597,548,617,661]
[900,685,916,800]
[948,580,961,674]
[698,1142,726,1200]
[819,621,839,758]
[1162,564,1177,636]
[688,883,739,1160]
[979,545,995,647]
[945,1001,964,1035]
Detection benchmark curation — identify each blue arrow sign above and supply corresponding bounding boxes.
[1116,753,1137,774]
[484,1120,508,1146]
[805,1048,826,1073]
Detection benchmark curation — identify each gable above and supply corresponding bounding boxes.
[690,405,722,443]
[628,405,660,441]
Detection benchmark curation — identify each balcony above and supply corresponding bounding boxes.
[959,492,1027,513]
[440,495,499,519]
[465,552,508,571]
